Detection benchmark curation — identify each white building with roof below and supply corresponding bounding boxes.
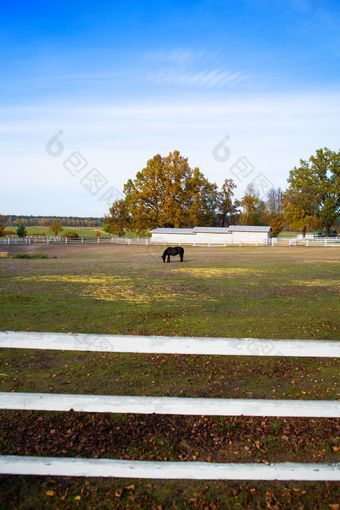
[150,226,271,245]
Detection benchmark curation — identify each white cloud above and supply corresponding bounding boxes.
[145,68,247,88]
[1,92,339,215]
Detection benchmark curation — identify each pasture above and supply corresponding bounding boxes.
[0,245,339,508]
[9,226,106,238]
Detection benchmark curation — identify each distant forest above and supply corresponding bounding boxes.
[3,215,103,227]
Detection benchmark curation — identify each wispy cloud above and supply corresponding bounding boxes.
[143,48,198,64]
[141,47,246,89]
[146,68,247,88]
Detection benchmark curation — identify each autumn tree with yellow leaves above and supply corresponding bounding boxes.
[123,151,218,231]
[104,147,339,237]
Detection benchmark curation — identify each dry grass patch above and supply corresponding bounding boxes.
[15,274,128,285]
[303,259,340,264]
[173,267,263,278]
[294,279,340,289]
[14,273,215,304]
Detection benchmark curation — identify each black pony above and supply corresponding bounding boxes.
[161,246,184,263]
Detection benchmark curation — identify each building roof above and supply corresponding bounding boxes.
[193,227,230,233]
[228,225,271,232]
[150,228,194,234]
[151,225,271,234]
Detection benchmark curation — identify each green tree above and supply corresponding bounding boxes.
[283,189,319,237]
[265,187,285,237]
[49,220,62,236]
[124,150,217,231]
[319,197,338,235]
[0,216,4,237]
[239,185,266,226]
[216,179,239,227]
[284,148,339,236]
[104,199,131,237]
[16,224,27,238]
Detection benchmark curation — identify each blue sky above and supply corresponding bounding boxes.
[1,0,339,216]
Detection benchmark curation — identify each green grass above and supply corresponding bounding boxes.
[278,231,299,238]
[0,244,339,508]
[0,350,338,399]
[0,245,338,339]
[11,253,50,259]
[17,226,107,238]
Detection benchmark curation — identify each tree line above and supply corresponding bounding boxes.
[104,147,339,237]
[0,218,103,238]
[1,147,338,239]
[2,215,103,227]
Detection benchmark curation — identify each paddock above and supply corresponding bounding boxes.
[0,244,339,507]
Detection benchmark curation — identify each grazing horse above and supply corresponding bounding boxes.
[161,246,184,263]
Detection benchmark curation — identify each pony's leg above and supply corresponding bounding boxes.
[167,255,170,262]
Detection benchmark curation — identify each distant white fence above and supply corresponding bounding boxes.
[0,331,339,480]
[0,236,119,245]
[275,237,340,247]
[304,238,340,247]
[1,235,339,247]
[0,236,270,246]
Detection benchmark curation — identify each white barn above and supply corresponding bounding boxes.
[150,226,271,245]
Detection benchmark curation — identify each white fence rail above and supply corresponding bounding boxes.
[0,236,120,245]
[0,236,269,246]
[0,332,339,480]
[284,238,340,247]
[305,238,340,246]
[1,392,339,418]
[1,331,339,357]
[0,456,338,481]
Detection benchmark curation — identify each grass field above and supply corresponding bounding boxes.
[0,244,339,508]
[6,226,106,238]
[277,231,300,238]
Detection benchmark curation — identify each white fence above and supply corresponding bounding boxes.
[1,331,339,357]
[304,238,340,247]
[1,456,338,481]
[0,236,119,245]
[0,331,339,481]
[0,236,269,246]
[1,235,339,247]
[0,236,153,246]
[1,392,338,418]
[277,237,340,247]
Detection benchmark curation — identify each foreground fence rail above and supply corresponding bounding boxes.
[0,392,339,418]
[1,331,339,357]
[0,456,339,481]
[0,331,339,481]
